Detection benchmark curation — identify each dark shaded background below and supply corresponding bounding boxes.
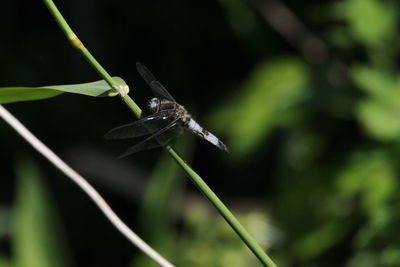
[1,0,400,266]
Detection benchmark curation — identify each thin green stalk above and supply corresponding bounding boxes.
[42,1,277,266]
[165,147,276,266]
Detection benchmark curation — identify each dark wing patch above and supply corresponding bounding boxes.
[136,62,176,102]
[118,120,183,157]
[104,110,175,140]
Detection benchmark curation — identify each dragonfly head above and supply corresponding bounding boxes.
[149,97,160,112]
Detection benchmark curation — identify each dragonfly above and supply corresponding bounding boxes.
[105,62,228,158]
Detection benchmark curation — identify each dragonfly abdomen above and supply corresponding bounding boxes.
[187,119,228,152]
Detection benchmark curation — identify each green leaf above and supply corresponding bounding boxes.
[346,251,380,267]
[209,57,310,156]
[336,151,396,214]
[13,158,72,267]
[335,151,396,248]
[0,207,10,239]
[292,221,350,261]
[217,0,258,37]
[352,66,400,100]
[381,246,400,266]
[357,100,400,140]
[0,77,127,104]
[0,255,12,267]
[335,0,397,48]
[352,66,400,140]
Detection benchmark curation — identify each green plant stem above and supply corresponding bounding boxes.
[42,1,277,266]
[165,147,276,266]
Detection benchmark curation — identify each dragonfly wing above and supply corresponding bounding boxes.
[105,110,174,139]
[118,123,183,158]
[151,81,177,102]
[136,62,176,102]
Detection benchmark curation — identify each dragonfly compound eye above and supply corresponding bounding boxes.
[149,98,160,112]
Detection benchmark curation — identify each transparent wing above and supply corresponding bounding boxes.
[104,110,174,140]
[118,121,183,158]
[136,62,176,102]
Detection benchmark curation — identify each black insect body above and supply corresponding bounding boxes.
[105,63,228,157]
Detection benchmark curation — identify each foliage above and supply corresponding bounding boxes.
[210,57,310,157]
[176,201,275,267]
[12,159,72,267]
[0,77,126,104]
[1,0,400,266]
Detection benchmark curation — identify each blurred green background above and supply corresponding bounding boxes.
[1,0,400,266]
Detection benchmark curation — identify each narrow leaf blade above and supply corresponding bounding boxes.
[13,158,72,267]
[0,77,127,104]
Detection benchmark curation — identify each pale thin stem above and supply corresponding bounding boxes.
[0,104,174,267]
[253,0,329,64]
